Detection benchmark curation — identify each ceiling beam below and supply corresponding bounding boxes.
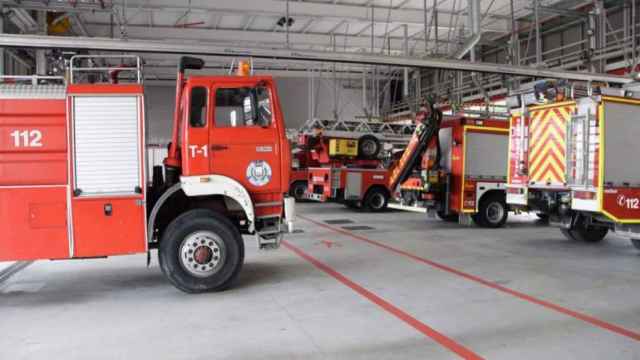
[0,0,511,33]
[0,34,630,84]
[83,23,457,52]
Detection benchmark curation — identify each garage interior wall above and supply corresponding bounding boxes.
[145,77,366,144]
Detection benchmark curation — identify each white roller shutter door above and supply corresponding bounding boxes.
[73,96,141,195]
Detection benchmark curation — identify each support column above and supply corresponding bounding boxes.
[36,11,47,75]
[467,0,480,62]
[403,24,409,99]
[0,14,4,76]
[534,0,542,65]
[362,68,367,113]
[509,0,520,66]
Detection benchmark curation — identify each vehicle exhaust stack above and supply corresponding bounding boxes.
[166,56,206,168]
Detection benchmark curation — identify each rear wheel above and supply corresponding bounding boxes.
[364,188,388,212]
[560,217,608,243]
[289,181,308,201]
[560,228,576,241]
[475,193,508,228]
[437,210,458,222]
[632,239,640,250]
[344,200,359,209]
[159,209,244,293]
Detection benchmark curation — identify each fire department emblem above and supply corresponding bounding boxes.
[246,160,272,187]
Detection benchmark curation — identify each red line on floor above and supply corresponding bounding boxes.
[299,215,640,342]
[283,240,484,360]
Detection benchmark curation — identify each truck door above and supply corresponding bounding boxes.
[208,83,282,197]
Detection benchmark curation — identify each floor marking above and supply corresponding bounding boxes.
[317,240,341,248]
[299,215,640,342]
[0,261,33,285]
[283,240,484,360]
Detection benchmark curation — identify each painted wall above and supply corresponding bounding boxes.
[145,76,367,143]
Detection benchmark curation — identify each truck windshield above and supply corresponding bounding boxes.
[215,86,272,128]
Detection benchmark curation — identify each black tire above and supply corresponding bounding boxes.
[568,226,608,243]
[289,181,308,201]
[344,200,359,209]
[632,239,640,250]
[159,209,244,294]
[475,193,508,228]
[363,187,389,212]
[560,217,608,243]
[358,135,381,159]
[401,190,419,206]
[437,210,458,222]
[560,228,576,241]
[536,213,550,221]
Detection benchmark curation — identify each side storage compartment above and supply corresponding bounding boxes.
[599,98,640,222]
[0,86,70,261]
[0,187,69,261]
[69,86,147,257]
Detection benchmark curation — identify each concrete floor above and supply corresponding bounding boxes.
[1,203,640,359]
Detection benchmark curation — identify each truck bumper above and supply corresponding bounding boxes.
[304,192,325,202]
[284,196,296,233]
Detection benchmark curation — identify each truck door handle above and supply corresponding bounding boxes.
[211,145,228,151]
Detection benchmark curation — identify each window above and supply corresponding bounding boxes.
[215,86,272,128]
[189,87,207,128]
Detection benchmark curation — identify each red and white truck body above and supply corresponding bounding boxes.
[289,118,414,202]
[393,117,511,227]
[507,82,640,250]
[305,166,389,206]
[0,56,295,292]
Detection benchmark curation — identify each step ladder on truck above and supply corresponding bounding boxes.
[0,55,295,293]
[506,79,640,250]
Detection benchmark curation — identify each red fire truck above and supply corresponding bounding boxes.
[304,102,440,212]
[289,118,413,202]
[506,80,640,250]
[392,116,510,228]
[304,102,511,227]
[0,55,295,293]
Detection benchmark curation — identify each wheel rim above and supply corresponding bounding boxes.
[486,202,504,224]
[369,193,385,209]
[361,140,377,157]
[179,231,226,278]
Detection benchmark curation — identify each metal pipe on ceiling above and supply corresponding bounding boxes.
[0,33,632,84]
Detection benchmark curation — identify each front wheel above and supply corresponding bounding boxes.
[475,193,508,228]
[289,181,308,201]
[632,239,640,250]
[364,188,389,212]
[159,209,244,293]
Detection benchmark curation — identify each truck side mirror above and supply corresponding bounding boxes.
[255,86,272,128]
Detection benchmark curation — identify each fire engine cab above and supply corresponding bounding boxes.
[0,55,295,293]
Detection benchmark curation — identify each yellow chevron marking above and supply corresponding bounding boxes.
[529,121,565,161]
[530,110,566,141]
[527,105,572,184]
[530,139,565,171]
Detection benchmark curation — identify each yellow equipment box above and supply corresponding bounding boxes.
[329,138,358,157]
